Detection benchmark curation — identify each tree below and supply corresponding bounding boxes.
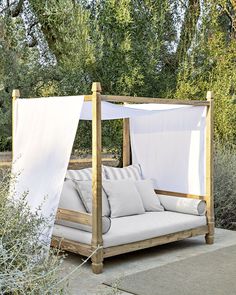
[175,0,236,144]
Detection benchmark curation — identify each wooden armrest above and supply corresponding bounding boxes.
[56,208,92,226]
[155,189,205,200]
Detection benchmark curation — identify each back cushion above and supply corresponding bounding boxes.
[66,167,106,181]
[74,181,111,217]
[56,179,111,234]
[58,179,86,212]
[66,168,93,181]
[103,164,143,181]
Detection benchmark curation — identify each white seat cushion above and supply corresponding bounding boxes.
[53,211,207,248]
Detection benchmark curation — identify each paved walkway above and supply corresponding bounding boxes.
[60,228,236,294]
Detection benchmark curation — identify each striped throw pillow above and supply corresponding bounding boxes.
[65,168,93,181]
[103,164,143,181]
[65,167,106,181]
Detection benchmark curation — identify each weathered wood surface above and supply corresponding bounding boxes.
[51,236,91,257]
[205,91,215,244]
[101,95,210,106]
[155,189,206,200]
[52,225,208,259]
[123,118,131,167]
[103,226,209,258]
[56,208,92,225]
[91,82,104,274]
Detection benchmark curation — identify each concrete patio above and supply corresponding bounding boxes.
[60,228,236,294]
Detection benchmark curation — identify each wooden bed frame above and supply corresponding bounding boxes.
[12,82,214,274]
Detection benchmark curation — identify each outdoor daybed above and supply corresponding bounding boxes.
[11,83,214,274]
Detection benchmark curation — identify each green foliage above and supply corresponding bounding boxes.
[214,145,236,230]
[0,170,68,294]
[89,0,174,96]
[175,1,236,144]
[0,0,236,153]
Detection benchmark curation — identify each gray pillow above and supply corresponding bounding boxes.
[56,216,111,234]
[135,179,164,212]
[103,180,145,218]
[74,180,111,217]
[57,179,86,212]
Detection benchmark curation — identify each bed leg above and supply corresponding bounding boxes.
[205,222,214,244]
[205,233,214,244]
[92,261,103,274]
[91,248,103,274]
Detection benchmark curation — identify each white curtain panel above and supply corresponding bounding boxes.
[11,96,84,244]
[129,106,207,196]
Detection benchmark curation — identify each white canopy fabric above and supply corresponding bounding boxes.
[129,105,206,195]
[80,101,207,195]
[80,101,189,120]
[11,96,84,244]
[80,101,150,120]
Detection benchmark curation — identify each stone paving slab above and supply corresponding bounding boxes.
[59,228,236,294]
[105,245,236,295]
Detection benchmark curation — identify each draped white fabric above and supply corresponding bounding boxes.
[80,101,207,195]
[129,105,207,195]
[80,101,190,120]
[11,96,84,244]
[80,101,173,120]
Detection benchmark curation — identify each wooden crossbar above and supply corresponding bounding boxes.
[11,92,210,106]
[56,208,92,226]
[101,95,210,106]
[155,189,206,200]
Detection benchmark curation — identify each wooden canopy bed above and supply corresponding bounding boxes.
[12,82,214,274]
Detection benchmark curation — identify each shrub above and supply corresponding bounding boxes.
[214,145,236,230]
[0,170,68,294]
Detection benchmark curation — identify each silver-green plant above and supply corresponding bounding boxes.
[0,169,68,294]
[214,145,236,230]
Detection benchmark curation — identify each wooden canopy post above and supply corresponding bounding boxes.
[91,82,103,274]
[12,89,20,158]
[123,117,131,167]
[205,91,214,244]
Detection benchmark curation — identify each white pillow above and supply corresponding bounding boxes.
[103,164,142,181]
[74,180,110,217]
[158,195,206,216]
[135,179,164,212]
[103,180,145,218]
